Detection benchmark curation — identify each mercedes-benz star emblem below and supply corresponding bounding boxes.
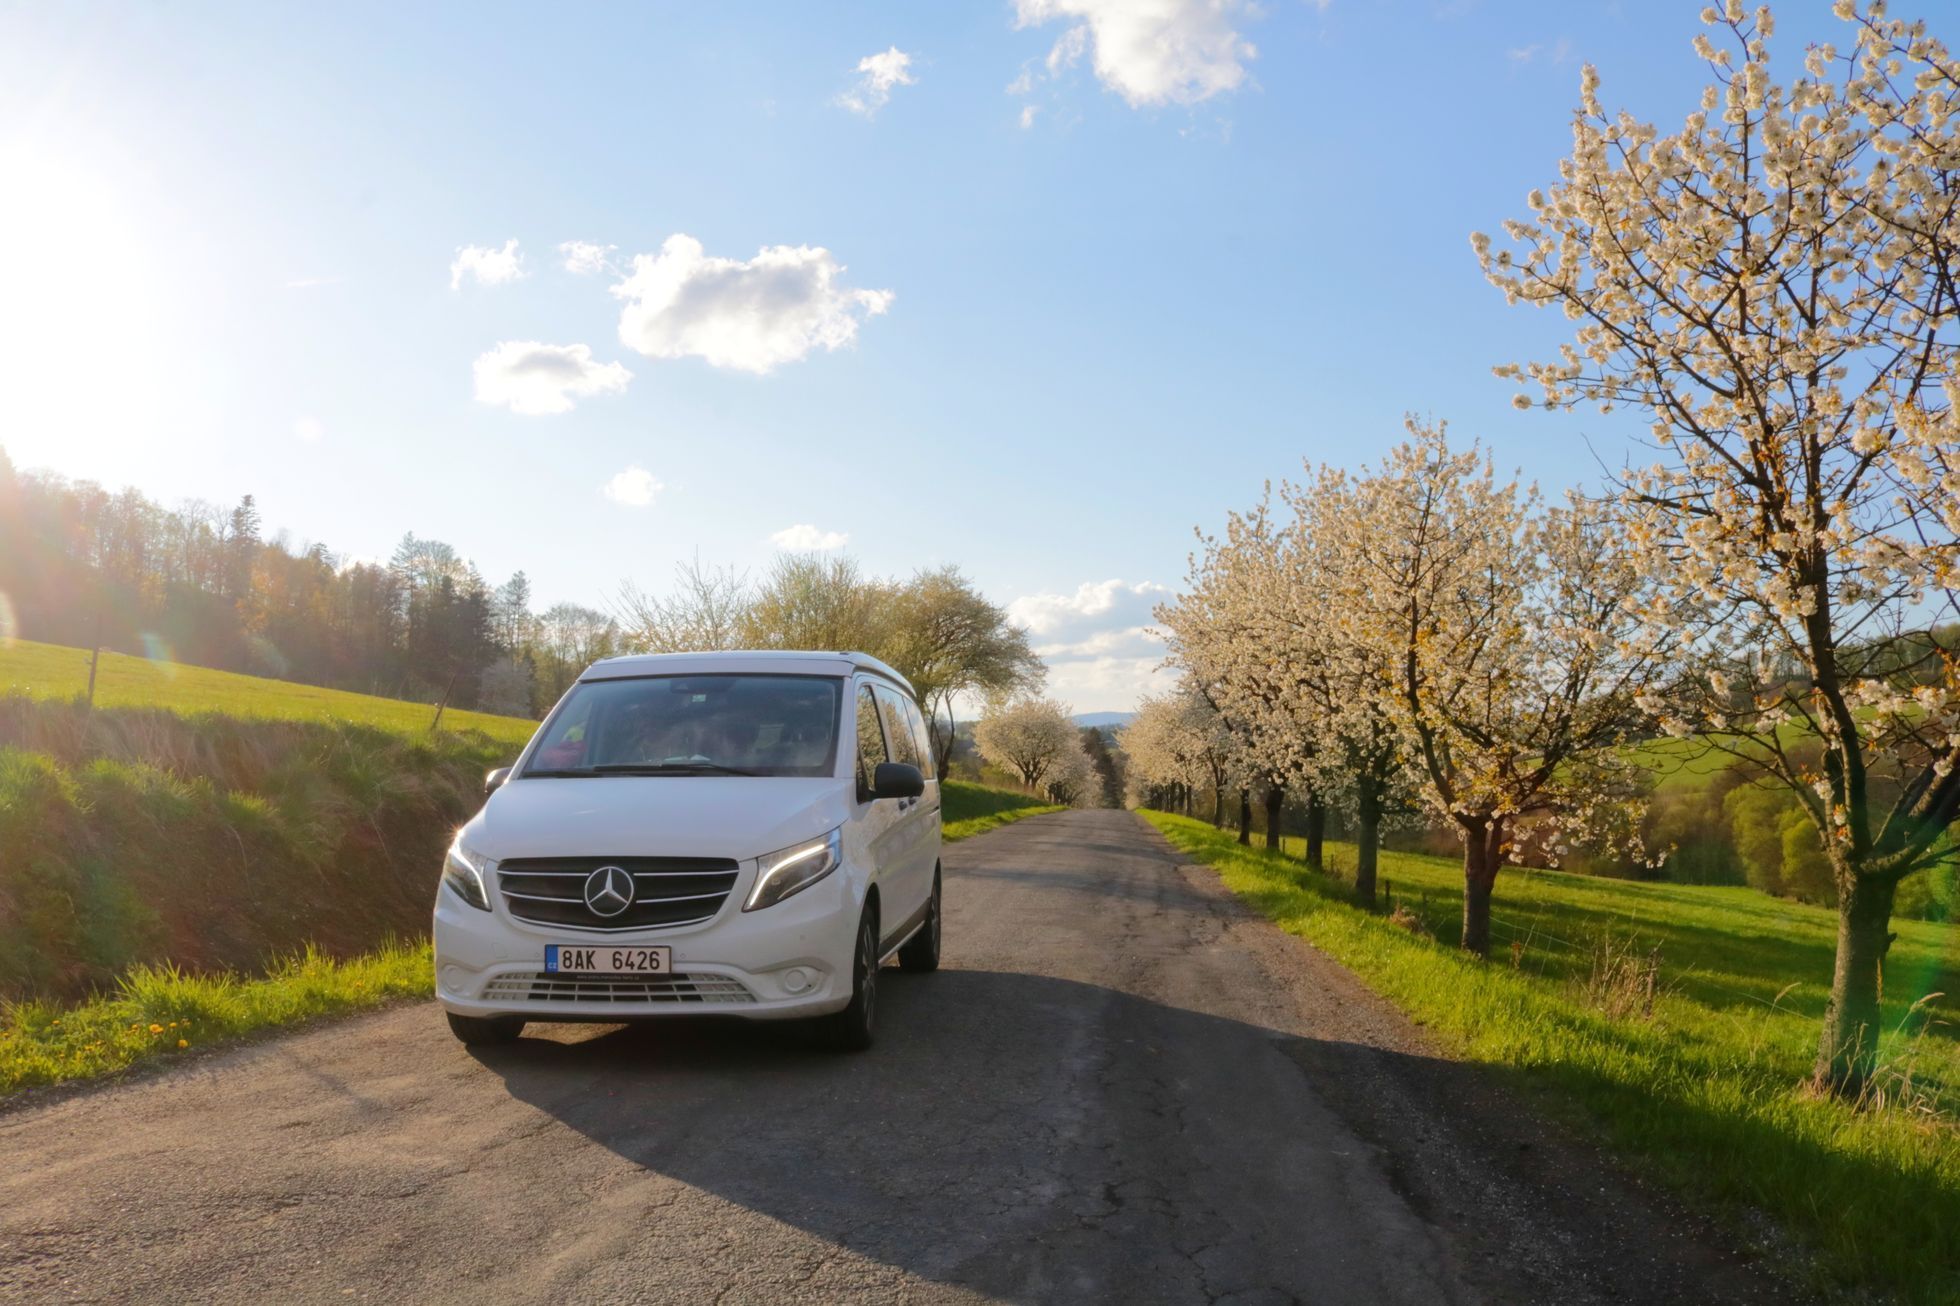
[583,865,635,918]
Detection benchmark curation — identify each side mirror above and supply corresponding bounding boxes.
[872,761,925,800]
[485,766,512,796]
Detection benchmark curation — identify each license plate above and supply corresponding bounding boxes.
[545,944,672,975]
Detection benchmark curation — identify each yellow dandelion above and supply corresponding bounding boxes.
[177,1039,189,1049]
[148,1024,163,1034]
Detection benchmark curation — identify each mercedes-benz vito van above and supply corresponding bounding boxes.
[433,650,942,1051]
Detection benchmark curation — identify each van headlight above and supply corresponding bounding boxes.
[443,843,495,911]
[745,828,842,911]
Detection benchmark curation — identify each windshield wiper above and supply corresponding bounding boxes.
[588,762,761,777]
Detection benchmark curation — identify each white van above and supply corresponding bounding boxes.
[433,650,942,1050]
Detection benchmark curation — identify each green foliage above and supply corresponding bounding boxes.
[1725,783,1791,896]
[1147,811,1960,1304]
[0,941,431,1095]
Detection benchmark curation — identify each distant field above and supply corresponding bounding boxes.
[0,638,537,744]
[1152,813,1960,1302]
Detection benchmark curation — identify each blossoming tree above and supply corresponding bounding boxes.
[1157,494,1325,856]
[974,695,1081,794]
[1477,1,1960,1093]
[1336,423,1667,955]
[1121,690,1238,826]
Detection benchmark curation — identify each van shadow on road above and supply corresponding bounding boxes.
[467,964,1803,1305]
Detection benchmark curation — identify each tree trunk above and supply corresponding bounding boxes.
[1237,787,1252,845]
[1460,820,1502,956]
[1212,784,1224,829]
[934,715,954,782]
[1813,870,1898,1097]
[1264,783,1283,851]
[1354,775,1381,908]
[1303,791,1326,872]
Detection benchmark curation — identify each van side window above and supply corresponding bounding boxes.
[855,684,889,800]
[873,685,921,772]
[904,696,935,779]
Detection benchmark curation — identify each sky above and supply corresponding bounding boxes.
[0,1,1873,712]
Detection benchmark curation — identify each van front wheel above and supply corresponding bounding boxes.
[815,906,879,1052]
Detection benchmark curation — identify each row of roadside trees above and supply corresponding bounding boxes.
[1136,1,1960,1100]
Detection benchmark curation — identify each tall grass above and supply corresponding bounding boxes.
[1146,811,1960,1304]
[0,941,432,1095]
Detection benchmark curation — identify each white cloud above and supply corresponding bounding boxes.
[603,466,664,507]
[472,341,632,415]
[1008,579,1172,712]
[611,234,893,374]
[1019,104,1040,129]
[284,276,341,290]
[293,417,324,443]
[450,239,525,290]
[770,523,850,551]
[837,47,917,117]
[559,240,617,274]
[1508,38,1573,65]
[1013,0,1256,107]
[1008,578,1171,638]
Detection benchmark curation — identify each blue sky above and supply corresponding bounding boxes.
[0,2,1868,711]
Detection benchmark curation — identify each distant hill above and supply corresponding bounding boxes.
[1073,711,1136,729]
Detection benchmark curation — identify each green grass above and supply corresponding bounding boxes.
[0,940,431,1097]
[941,780,1062,841]
[1145,811,1960,1305]
[0,637,537,744]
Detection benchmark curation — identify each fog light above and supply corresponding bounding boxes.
[439,965,465,993]
[782,968,812,994]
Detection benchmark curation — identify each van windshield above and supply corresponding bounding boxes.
[523,674,843,779]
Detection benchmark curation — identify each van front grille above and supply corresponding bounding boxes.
[496,857,740,932]
[481,972,756,1004]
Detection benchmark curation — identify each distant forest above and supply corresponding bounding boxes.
[0,447,612,717]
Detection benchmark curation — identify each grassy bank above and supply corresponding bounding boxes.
[1144,810,1960,1305]
[0,942,431,1097]
[941,780,1062,841]
[0,695,512,1004]
[0,638,537,744]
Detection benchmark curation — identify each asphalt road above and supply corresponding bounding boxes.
[0,810,1794,1305]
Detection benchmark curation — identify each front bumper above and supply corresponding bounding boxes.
[433,864,860,1022]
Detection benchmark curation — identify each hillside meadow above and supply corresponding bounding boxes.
[1147,812,1960,1304]
[0,638,537,743]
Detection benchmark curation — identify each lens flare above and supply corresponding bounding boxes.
[0,591,16,647]
[140,632,178,676]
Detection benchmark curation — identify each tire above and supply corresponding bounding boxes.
[446,1011,524,1046]
[814,905,879,1052]
[898,867,941,973]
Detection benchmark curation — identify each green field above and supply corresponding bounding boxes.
[1147,811,1960,1304]
[0,638,538,743]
